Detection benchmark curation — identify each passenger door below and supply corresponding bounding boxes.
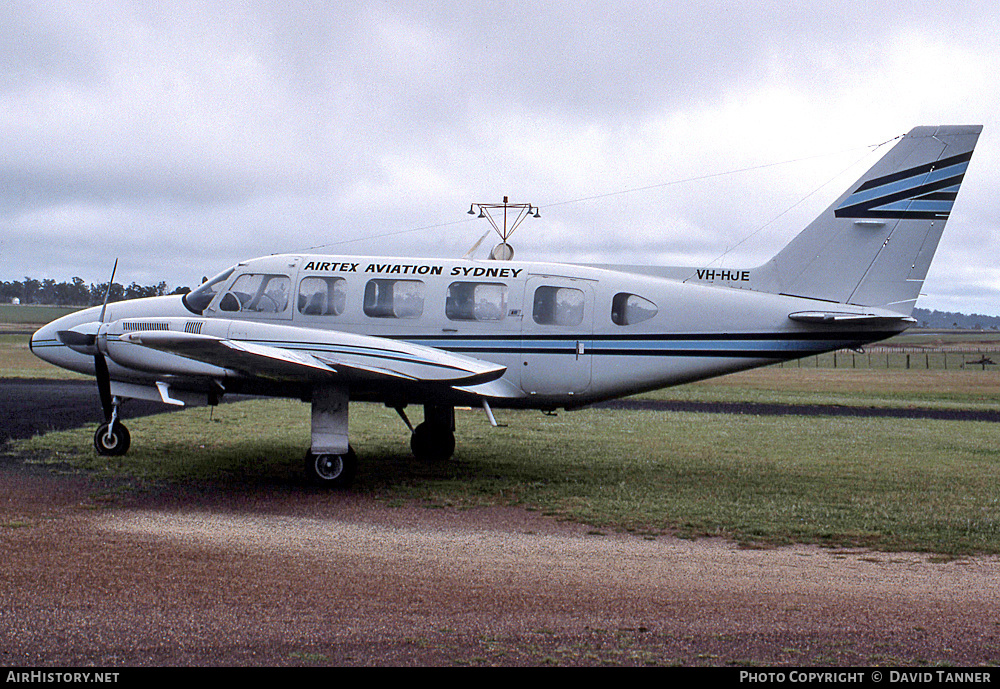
[520,277,594,396]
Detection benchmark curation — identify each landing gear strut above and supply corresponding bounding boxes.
[94,397,130,456]
[306,385,356,488]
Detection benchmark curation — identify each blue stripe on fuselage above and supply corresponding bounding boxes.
[399,332,884,359]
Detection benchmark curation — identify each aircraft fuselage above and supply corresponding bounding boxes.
[31,253,907,410]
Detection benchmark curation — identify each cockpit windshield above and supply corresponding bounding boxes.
[182,267,235,315]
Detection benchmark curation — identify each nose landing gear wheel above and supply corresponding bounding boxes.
[94,422,131,456]
[304,447,357,488]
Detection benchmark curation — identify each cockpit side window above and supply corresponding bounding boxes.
[182,267,235,315]
[218,273,291,314]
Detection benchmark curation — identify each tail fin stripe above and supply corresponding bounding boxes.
[852,150,972,193]
[916,189,958,202]
[840,158,968,204]
[837,163,968,210]
[835,173,965,219]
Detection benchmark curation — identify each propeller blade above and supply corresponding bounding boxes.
[98,258,118,324]
[95,259,118,424]
[94,352,113,423]
[463,230,492,260]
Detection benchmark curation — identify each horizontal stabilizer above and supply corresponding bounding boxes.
[788,311,917,325]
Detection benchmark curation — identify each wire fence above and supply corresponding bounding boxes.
[781,347,1000,371]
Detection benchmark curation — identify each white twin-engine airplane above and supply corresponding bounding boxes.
[31,125,982,487]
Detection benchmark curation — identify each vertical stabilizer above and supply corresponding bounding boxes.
[752,125,981,314]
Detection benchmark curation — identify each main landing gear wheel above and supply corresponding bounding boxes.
[304,447,357,488]
[94,422,131,456]
[410,422,455,462]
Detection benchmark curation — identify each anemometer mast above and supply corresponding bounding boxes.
[467,196,540,260]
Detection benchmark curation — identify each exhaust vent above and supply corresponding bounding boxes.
[122,321,170,332]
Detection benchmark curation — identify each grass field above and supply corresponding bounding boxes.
[6,305,1000,555]
[0,303,79,328]
[641,367,1000,410]
[0,332,89,379]
[12,379,1000,555]
[0,305,86,378]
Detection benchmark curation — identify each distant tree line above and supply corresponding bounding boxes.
[1,277,191,307]
[912,308,1000,330]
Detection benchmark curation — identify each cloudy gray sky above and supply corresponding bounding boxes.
[3,0,999,314]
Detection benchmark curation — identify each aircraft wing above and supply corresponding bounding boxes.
[117,327,509,391]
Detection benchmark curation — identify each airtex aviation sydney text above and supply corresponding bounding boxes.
[302,260,524,279]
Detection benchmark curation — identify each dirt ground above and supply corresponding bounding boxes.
[2,380,999,667]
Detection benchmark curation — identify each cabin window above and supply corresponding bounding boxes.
[446,282,508,321]
[532,286,584,326]
[363,279,424,319]
[218,273,290,314]
[298,276,347,316]
[611,293,657,326]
